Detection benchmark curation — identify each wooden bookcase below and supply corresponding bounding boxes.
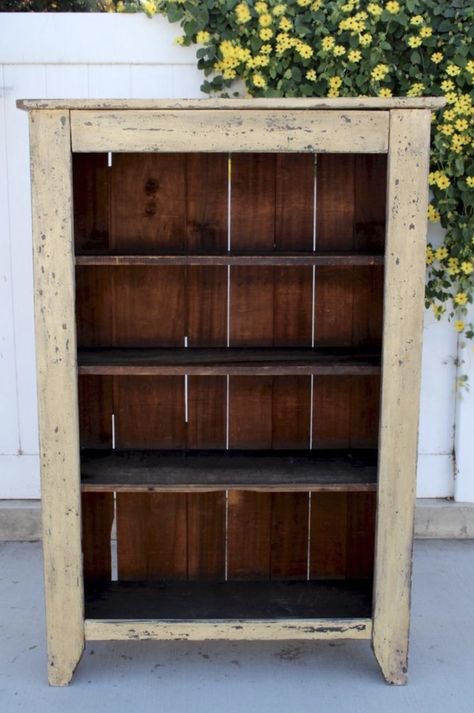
[19,98,442,686]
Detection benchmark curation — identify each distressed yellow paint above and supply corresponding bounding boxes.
[18,97,445,111]
[372,109,432,686]
[29,109,84,686]
[85,618,372,642]
[70,109,389,153]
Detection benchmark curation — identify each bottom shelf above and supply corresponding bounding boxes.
[84,579,373,620]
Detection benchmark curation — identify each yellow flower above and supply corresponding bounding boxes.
[329,76,343,87]
[379,88,392,97]
[371,63,389,81]
[142,0,157,16]
[252,73,267,88]
[385,1,400,14]
[466,177,474,188]
[454,320,465,333]
[431,52,443,64]
[466,60,474,74]
[259,28,273,40]
[116,1,124,11]
[296,42,313,59]
[311,0,322,9]
[259,13,272,27]
[223,69,237,79]
[461,261,474,274]
[279,17,292,31]
[428,204,440,222]
[410,15,423,26]
[260,44,272,54]
[426,246,434,265]
[407,36,422,48]
[306,69,317,81]
[196,30,211,44]
[175,36,185,46]
[436,174,450,190]
[348,49,362,63]
[359,34,372,47]
[428,171,440,186]
[435,246,448,260]
[448,257,460,275]
[446,64,461,77]
[297,0,312,6]
[333,45,346,57]
[321,37,336,51]
[439,124,454,136]
[235,2,251,23]
[273,4,286,16]
[441,79,455,92]
[445,92,458,104]
[419,27,433,38]
[367,3,383,16]
[407,82,424,97]
[454,292,468,306]
[255,1,268,12]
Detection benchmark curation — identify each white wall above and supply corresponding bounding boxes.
[0,13,470,501]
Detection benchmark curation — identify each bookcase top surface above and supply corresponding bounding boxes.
[17,97,445,111]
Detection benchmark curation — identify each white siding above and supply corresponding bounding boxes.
[0,13,468,500]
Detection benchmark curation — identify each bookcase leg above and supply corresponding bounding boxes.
[48,645,84,687]
[372,639,408,686]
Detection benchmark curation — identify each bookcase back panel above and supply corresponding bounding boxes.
[81,490,376,583]
[75,151,385,590]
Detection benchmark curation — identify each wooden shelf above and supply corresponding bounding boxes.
[84,579,373,620]
[75,252,384,266]
[80,449,378,492]
[77,347,381,376]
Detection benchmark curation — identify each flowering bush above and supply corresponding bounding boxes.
[118,1,473,335]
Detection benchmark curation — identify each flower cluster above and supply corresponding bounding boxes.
[116,0,474,337]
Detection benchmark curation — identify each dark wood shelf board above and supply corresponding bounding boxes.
[80,448,378,492]
[84,579,373,620]
[75,252,384,266]
[77,347,381,376]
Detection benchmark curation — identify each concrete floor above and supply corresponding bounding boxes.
[0,540,473,712]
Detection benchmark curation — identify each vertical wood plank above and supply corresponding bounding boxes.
[78,375,113,449]
[310,493,348,578]
[75,266,114,347]
[115,376,185,449]
[29,110,84,685]
[272,376,311,449]
[229,376,273,449]
[187,492,226,580]
[186,266,227,346]
[227,491,272,579]
[110,153,186,252]
[372,109,431,685]
[81,493,114,581]
[346,493,376,579]
[72,153,110,253]
[113,266,185,347]
[187,376,226,449]
[116,493,188,580]
[270,493,309,579]
[185,154,228,252]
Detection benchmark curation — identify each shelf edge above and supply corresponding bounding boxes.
[85,617,372,641]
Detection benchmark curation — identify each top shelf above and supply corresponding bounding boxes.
[75,252,384,267]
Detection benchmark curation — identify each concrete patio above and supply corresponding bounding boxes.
[0,539,472,712]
